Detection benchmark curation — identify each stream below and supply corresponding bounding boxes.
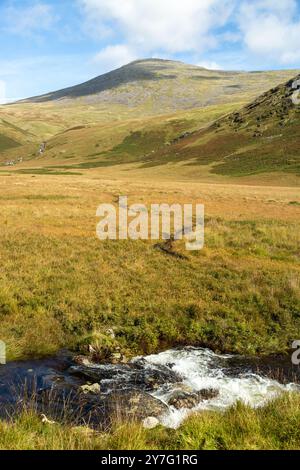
[0,347,299,429]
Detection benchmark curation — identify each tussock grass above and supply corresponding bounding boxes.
[0,175,299,361]
[1,393,300,450]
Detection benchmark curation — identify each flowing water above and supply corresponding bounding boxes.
[0,347,299,429]
[138,348,300,427]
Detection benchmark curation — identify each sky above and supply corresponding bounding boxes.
[0,0,300,102]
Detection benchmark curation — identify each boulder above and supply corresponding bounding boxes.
[143,417,160,430]
[70,361,181,392]
[168,388,219,410]
[108,391,168,420]
[197,388,219,401]
[73,355,93,367]
[168,391,199,409]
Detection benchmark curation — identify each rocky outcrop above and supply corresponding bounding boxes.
[106,391,168,421]
[70,360,182,393]
[168,388,219,410]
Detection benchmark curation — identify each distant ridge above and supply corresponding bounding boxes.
[17,59,299,113]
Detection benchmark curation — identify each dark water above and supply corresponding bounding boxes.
[0,348,299,428]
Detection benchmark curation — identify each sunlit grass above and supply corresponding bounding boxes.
[1,393,300,450]
[0,175,299,361]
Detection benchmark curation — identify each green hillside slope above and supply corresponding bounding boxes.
[122,73,300,178]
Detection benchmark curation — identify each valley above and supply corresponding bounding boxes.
[0,60,299,186]
[0,58,300,451]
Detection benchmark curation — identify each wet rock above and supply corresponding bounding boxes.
[70,361,181,393]
[197,388,219,401]
[69,363,134,384]
[48,390,168,428]
[171,383,194,394]
[73,355,93,367]
[168,391,200,409]
[80,383,101,395]
[41,373,76,393]
[108,391,168,420]
[168,388,219,410]
[143,417,160,429]
[37,386,109,429]
[133,362,182,390]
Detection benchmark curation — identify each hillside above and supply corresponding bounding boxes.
[1,60,299,184]
[122,72,300,179]
[0,118,29,149]
[19,59,298,114]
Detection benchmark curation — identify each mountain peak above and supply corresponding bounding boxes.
[18,59,299,115]
[127,58,179,65]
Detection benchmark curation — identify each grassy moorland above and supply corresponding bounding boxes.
[0,60,299,450]
[1,393,300,450]
[0,173,299,361]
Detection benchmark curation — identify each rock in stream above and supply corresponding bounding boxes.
[0,347,299,429]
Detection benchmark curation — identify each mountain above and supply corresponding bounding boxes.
[2,61,299,183]
[20,59,298,114]
[15,71,299,185]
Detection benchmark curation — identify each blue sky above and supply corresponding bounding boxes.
[0,0,300,102]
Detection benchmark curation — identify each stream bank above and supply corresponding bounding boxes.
[0,347,299,429]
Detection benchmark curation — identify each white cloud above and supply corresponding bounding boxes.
[93,45,137,72]
[79,0,300,68]
[80,0,235,55]
[3,2,57,36]
[197,61,222,70]
[238,0,300,64]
